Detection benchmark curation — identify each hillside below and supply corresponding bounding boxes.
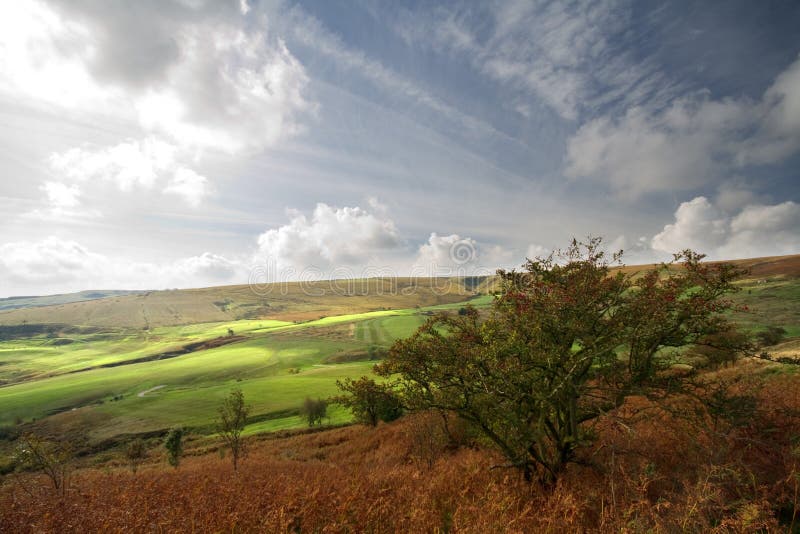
[3,360,799,532]
[0,277,483,328]
[0,290,143,312]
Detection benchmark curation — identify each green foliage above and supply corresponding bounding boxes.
[125,438,147,474]
[301,397,328,427]
[380,238,749,484]
[756,326,787,347]
[216,389,250,471]
[164,427,184,469]
[333,377,403,427]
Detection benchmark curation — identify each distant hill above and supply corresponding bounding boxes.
[0,290,144,312]
[613,253,800,279]
[0,254,796,329]
[0,278,485,328]
[472,253,800,293]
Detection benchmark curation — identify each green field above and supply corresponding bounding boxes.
[0,295,492,441]
[0,257,796,448]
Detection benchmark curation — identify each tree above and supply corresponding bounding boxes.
[333,377,403,427]
[378,238,748,484]
[756,326,787,347]
[125,438,147,474]
[216,389,249,471]
[301,397,327,427]
[164,427,184,469]
[13,433,71,494]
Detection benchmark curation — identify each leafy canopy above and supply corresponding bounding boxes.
[378,238,748,483]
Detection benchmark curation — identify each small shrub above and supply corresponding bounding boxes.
[756,326,787,347]
[164,428,184,469]
[125,439,147,474]
[13,433,72,494]
[333,377,403,427]
[301,397,327,427]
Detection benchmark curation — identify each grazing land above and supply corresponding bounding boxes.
[0,276,491,447]
[1,257,799,531]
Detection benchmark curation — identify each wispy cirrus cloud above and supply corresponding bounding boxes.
[391,0,678,121]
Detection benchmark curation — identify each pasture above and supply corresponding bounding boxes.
[0,256,797,448]
[0,295,490,442]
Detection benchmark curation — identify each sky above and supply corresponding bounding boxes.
[0,0,799,296]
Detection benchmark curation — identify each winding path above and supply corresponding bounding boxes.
[137,384,166,398]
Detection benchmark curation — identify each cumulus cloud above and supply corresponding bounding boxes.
[45,137,210,209]
[255,202,402,277]
[0,237,108,286]
[412,233,515,276]
[49,138,177,191]
[0,1,313,154]
[133,30,311,154]
[566,55,800,196]
[1,1,313,216]
[28,181,100,221]
[163,168,210,207]
[0,236,246,295]
[40,181,80,209]
[652,196,800,259]
[651,197,729,253]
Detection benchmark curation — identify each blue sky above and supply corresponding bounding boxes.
[0,0,799,296]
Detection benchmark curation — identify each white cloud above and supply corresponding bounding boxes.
[0,236,246,295]
[415,233,478,273]
[40,181,80,209]
[412,233,514,276]
[652,196,800,259]
[651,197,728,253]
[46,137,209,208]
[566,56,800,196]
[0,2,118,111]
[27,181,100,221]
[0,2,313,155]
[49,137,176,190]
[135,29,312,154]
[164,168,210,207]
[0,237,108,286]
[526,243,550,259]
[1,1,313,219]
[255,202,402,276]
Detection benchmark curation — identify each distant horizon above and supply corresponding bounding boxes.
[1,250,797,300]
[1,1,798,297]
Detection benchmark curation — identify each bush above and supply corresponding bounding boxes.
[164,428,184,469]
[333,377,403,427]
[13,433,72,494]
[756,326,787,347]
[125,439,147,474]
[301,397,327,427]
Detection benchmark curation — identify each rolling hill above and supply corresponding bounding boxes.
[0,277,485,329]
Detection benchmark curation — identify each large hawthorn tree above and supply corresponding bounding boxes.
[377,238,748,483]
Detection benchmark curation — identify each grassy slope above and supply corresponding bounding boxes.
[0,297,493,439]
[0,277,481,328]
[0,251,795,442]
[0,290,142,311]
